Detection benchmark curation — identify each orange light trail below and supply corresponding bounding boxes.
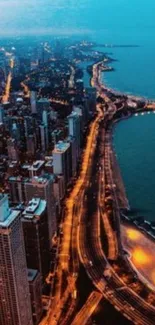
[61,106,103,271]
[2,58,14,103]
[42,106,103,325]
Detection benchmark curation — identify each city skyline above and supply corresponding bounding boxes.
[1,1,155,324]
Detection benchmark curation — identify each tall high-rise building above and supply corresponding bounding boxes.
[8,176,26,204]
[53,141,71,187]
[39,124,48,152]
[85,87,96,115]
[24,116,36,137]
[22,198,50,281]
[8,174,57,246]
[0,105,4,124]
[0,194,33,325]
[25,175,56,248]
[26,135,36,156]
[53,175,65,213]
[67,136,77,177]
[75,79,84,94]
[68,111,81,160]
[42,109,50,150]
[37,98,50,119]
[11,122,20,143]
[28,269,42,325]
[0,123,7,154]
[30,91,37,114]
[7,138,19,161]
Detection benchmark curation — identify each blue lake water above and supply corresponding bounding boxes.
[101,45,155,100]
[113,113,155,221]
[86,1,155,222]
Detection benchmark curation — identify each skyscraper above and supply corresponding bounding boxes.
[0,105,4,124]
[39,124,48,152]
[42,109,50,151]
[7,137,19,161]
[85,87,97,115]
[8,176,26,204]
[22,198,50,281]
[25,175,57,248]
[26,135,36,157]
[0,194,32,325]
[53,141,71,188]
[67,136,77,177]
[30,91,37,114]
[37,98,50,119]
[68,111,81,160]
[28,269,43,325]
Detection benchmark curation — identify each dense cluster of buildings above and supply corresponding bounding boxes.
[0,39,96,325]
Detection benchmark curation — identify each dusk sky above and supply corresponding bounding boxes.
[0,0,90,36]
[0,0,155,37]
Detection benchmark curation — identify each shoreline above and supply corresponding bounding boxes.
[92,43,155,101]
[89,57,155,243]
[112,115,155,241]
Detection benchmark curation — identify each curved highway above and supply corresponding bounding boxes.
[75,62,155,325]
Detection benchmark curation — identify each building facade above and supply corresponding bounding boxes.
[22,198,50,281]
[52,141,71,188]
[28,269,43,325]
[0,195,32,325]
[25,176,57,248]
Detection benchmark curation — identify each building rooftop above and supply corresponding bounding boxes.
[22,198,46,219]
[53,141,70,154]
[27,269,38,282]
[67,111,80,119]
[0,209,20,228]
[9,176,29,183]
[31,176,48,185]
[29,160,45,172]
[37,98,50,104]
[22,163,31,169]
[45,161,53,167]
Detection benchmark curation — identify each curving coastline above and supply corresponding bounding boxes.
[91,58,155,242]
